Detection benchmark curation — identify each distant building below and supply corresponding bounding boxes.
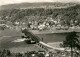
[14,21,20,25]
[38,50,45,54]
[0,20,5,24]
[38,24,45,30]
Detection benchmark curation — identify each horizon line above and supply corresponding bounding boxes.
[0,1,79,6]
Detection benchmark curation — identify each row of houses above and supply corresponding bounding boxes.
[28,17,69,30]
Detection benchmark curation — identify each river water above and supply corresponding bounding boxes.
[36,33,80,43]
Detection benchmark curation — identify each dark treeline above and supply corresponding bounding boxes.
[0,49,45,57]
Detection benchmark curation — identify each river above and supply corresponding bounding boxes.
[0,29,80,53]
[35,32,80,43]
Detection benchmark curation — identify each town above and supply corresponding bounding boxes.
[0,16,80,32]
[0,1,80,57]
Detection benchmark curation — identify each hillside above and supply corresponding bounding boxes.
[0,2,77,10]
[0,2,80,27]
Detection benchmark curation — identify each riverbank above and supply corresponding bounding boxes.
[29,28,80,34]
[47,42,62,48]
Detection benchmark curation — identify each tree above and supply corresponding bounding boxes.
[37,53,45,57]
[63,31,80,57]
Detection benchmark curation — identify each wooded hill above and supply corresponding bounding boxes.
[0,2,80,26]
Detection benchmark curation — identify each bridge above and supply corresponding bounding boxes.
[21,29,65,52]
[21,29,40,43]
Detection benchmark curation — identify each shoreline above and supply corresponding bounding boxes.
[29,29,80,34]
[47,42,62,48]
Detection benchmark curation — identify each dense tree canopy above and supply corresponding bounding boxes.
[63,31,80,57]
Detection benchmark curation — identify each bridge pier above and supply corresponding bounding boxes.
[37,42,49,51]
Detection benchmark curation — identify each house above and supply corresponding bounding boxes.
[38,24,45,30]
[45,53,49,57]
[38,50,45,55]
[0,20,5,24]
[14,21,20,25]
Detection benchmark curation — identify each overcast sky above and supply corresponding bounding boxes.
[0,0,80,6]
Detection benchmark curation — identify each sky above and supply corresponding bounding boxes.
[0,0,80,6]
